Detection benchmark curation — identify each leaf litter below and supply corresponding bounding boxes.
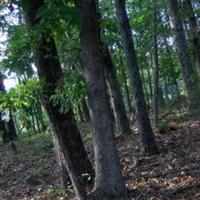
[1,111,200,199]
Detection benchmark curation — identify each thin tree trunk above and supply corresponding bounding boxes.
[141,68,150,106]
[23,1,94,198]
[75,0,126,198]
[158,87,165,108]
[114,0,159,155]
[104,46,131,136]
[164,77,170,103]
[152,0,159,124]
[167,0,200,114]
[120,56,132,112]
[81,98,90,122]
[1,117,9,144]
[163,35,181,99]
[0,74,17,143]
[147,59,153,103]
[33,108,42,133]
[30,108,37,135]
[77,104,84,122]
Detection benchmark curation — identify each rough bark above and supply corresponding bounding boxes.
[104,46,131,136]
[23,0,94,198]
[75,0,126,198]
[114,0,159,155]
[182,0,200,77]
[167,0,200,114]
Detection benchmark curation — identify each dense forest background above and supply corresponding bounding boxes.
[0,0,200,199]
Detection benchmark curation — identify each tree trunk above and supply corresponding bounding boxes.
[120,56,132,112]
[104,46,131,136]
[146,59,153,105]
[22,1,94,198]
[152,0,159,124]
[163,34,181,100]
[30,108,37,135]
[114,0,158,155]
[0,74,17,143]
[81,98,90,122]
[167,0,200,114]
[141,68,150,106]
[158,87,165,108]
[1,118,9,144]
[77,104,84,122]
[182,0,200,77]
[75,0,126,198]
[52,132,70,192]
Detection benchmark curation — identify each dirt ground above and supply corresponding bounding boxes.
[1,109,200,200]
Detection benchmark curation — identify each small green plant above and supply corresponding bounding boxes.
[47,187,60,197]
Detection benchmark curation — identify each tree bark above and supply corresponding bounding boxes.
[167,0,200,114]
[104,46,131,136]
[120,55,132,112]
[146,58,153,105]
[114,0,159,155]
[52,132,70,192]
[22,0,94,198]
[163,34,181,100]
[152,0,159,124]
[81,98,90,122]
[75,0,126,198]
[182,0,200,77]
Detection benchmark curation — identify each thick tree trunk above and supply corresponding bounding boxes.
[75,0,126,198]
[104,46,131,136]
[167,0,200,114]
[152,0,159,124]
[114,0,158,155]
[23,1,94,198]
[182,0,200,77]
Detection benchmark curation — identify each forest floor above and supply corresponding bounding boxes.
[1,104,200,199]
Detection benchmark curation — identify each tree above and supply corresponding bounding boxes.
[167,0,200,114]
[21,0,94,198]
[75,0,126,198]
[103,46,131,136]
[0,73,17,144]
[152,0,159,124]
[182,0,200,77]
[114,0,159,155]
